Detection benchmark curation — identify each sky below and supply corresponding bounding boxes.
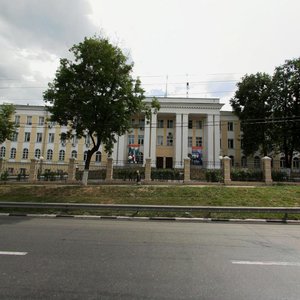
[0,0,300,110]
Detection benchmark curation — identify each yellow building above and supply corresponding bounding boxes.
[0,97,299,175]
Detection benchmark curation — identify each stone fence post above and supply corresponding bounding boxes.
[222,156,231,185]
[144,158,152,183]
[0,158,4,176]
[28,159,39,182]
[262,156,273,185]
[184,158,191,183]
[105,157,113,182]
[67,158,77,183]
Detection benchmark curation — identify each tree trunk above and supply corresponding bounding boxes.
[81,145,99,185]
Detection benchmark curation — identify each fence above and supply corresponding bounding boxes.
[0,156,299,185]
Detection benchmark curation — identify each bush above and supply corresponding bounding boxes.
[205,170,223,182]
[151,169,183,181]
[231,169,263,181]
[272,171,288,182]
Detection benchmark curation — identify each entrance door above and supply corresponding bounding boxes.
[156,157,164,169]
[166,157,173,169]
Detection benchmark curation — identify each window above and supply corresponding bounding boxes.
[196,137,202,147]
[27,116,32,125]
[84,151,88,161]
[167,120,173,128]
[229,155,234,167]
[228,139,234,149]
[188,136,192,147]
[254,156,261,169]
[48,133,55,143]
[0,146,6,158]
[157,120,164,128]
[11,132,18,142]
[196,120,202,129]
[167,133,173,146]
[35,149,41,159]
[85,135,91,146]
[293,158,299,169]
[71,150,77,159]
[280,157,286,168]
[22,148,29,159]
[24,132,31,142]
[241,156,247,168]
[157,135,163,146]
[38,116,44,126]
[138,135,144,145]
[15,115,20,125]
[36,133,43,143]
[128,135,134,145]
[228,122,233,131]
[59,150,65,161]
[47,149,53,160]
[10,148,16,159]
[188,120,193,129]
[139,119,145,129]
[72,135,77,146]
[136,152,143,164]
[95,151,101,162]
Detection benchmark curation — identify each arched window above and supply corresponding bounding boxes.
[293,157,299,169]
[229,155,234,167]
[280,157,286,168]
[47,149,53,161]
[84,151,88,161]
[241,156,247,168]
[35,149,41,159]
[22,148,29,159]
[254,156,260,169]
[10,148,16,159]
[59,150,65,161]
[0,146,5,158]
[71,150,77,159]
[95,151,101,163]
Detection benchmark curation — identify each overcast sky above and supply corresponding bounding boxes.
[0,0,300,110]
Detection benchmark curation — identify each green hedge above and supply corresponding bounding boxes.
[151,169,184,180]
[231,169,263,181]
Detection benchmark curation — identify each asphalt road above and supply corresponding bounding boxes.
[1,217,300,300]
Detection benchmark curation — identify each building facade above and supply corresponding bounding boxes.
[0,97,299,175]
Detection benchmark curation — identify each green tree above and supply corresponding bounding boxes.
[230,73,273,157]
[271,58,300,168]
[0,104,16,144]
[44,36,159,184]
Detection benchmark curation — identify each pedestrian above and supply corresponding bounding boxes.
[136,170,141,185]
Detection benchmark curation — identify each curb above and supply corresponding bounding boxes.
[1,213,300,224]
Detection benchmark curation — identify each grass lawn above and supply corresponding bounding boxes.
[0,184,300,219]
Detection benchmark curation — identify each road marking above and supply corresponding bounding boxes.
[0,251,28,256]
[232,260,300,266]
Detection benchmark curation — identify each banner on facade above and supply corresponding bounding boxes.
[191,146,203,165]
[128,144,141,163]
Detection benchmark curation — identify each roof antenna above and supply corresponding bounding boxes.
[164,75,168,97]
[186,74,189,98]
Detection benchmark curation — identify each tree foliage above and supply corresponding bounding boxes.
[0,104,16,144]
[271,58,300,168]
[230,73,273,156]
[44,36,159,181]
[231,58,300,168]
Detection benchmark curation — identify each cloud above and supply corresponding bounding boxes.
[0,0,98,104]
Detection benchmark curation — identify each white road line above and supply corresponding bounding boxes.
[0,251,28,256]
[232,260,300,266]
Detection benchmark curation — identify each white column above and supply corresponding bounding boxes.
[175,113,182,168]
[112,135,125,166]
[150,112,157,167]
[182,113,189,162]
[144,117,151,162]
[205,114,221,169]
[213,114,221,169]
[205,114,214,169]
